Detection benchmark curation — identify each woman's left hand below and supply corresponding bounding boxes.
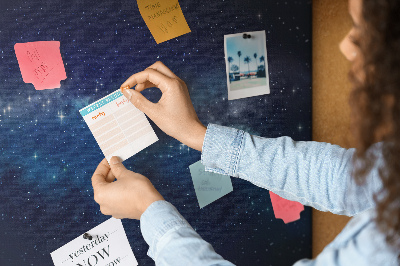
[91,157,164,220]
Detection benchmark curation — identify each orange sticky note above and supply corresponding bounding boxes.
[137,0,191,44]
[269,191,304,224]
[14,41,67,90]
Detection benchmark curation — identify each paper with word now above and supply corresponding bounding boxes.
[79,89,158,162]
[14,41,67,90]
[269,191,304,224]
[137,0,191,44]
[51,218,137,266]
[189,161,233,208]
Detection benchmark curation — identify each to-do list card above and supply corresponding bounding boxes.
[80,89,158,162]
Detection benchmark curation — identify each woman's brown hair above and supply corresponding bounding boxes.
[350,0,400,251]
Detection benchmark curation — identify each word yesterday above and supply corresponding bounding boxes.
[69,233,109,260]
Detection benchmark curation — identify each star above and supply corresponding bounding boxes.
[57,111,66,123]
[33,153,38,160]
[179,143,190,153]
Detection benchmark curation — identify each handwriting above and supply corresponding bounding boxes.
[145,2,161,10]
[158,16,178,34]
[116,98,129,108]
[92,112,105,120]
[201,179,210,186]
[147,3,180,20]
[26,48,41,63]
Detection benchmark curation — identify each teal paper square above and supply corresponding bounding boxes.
[189,161,233,208]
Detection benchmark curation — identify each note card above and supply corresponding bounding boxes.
[189,161,233,209]
[137,0,191,44]
[14,41,67,90]
[51,218,137,266]
[269,191,304,224]
[79,89,158,162]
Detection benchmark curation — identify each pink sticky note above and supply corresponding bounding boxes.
[269,191,304,224]
[14,41,67,90]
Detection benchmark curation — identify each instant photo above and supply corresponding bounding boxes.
[224,30,270,100]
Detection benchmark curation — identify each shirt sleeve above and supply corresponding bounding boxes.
[140,200,235,266]
[201,124,383,216]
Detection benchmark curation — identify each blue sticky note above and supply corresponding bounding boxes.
[189,161,233,208]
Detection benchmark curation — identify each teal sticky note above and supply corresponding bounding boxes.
[189,161,233,208]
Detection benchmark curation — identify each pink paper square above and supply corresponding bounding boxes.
[269,191,304,224]
[14,41,67,90]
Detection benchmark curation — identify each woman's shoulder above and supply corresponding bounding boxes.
[324,209,399,265]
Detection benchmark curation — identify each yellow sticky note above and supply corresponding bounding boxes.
[137,0,191,44]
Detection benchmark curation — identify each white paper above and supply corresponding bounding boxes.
[79,89,158,162]
[51,218,137,266]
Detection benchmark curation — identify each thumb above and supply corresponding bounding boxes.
[109,156,128,178]
[122,88,155,115]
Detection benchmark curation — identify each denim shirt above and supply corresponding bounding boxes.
[140,124,399,265]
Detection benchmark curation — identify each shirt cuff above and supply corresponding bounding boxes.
[201,123,245,176]
[140,200,192,259]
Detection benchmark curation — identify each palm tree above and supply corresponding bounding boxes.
[260,55,266,76]
[237,51,242,76]
[231,64,239,72]
[244,56,251,78]
[227,56,233,73]
[253,53,258,73]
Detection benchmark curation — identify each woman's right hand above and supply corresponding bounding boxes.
[120,61,206,152]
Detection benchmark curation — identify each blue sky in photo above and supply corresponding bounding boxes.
[226,31,266,73]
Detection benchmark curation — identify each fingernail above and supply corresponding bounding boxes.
[120,85,130,92]
[124,89,133,100]
[110,156,122,165]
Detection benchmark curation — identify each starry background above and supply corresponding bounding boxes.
[0,0,312,265]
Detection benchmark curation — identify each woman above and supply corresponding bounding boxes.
[91,0,400,264]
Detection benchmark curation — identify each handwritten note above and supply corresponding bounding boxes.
[14,41,67,90]
[189,161,233,208]
[51,218,137,266]
[137,0,191,44]
[269,191,304,224]
[79,89,158,162]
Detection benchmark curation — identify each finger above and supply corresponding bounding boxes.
[105,169,116,183]
[135,81,156,92]
[121,89,158,116]
[92,159,111,188]
[120,68,173,94]
[100,206,111,216]
[109,156,130,179]
[147,61,178,79]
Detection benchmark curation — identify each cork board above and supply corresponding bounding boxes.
[312,0,353,257]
